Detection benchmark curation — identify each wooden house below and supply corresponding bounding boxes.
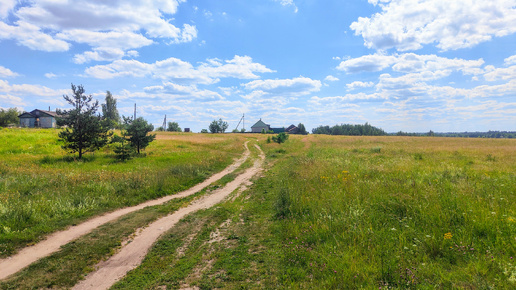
[18,109,59,128]
[251,119,270,133]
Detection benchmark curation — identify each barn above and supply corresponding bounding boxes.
[18,109,59,128]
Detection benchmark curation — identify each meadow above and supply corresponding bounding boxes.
[0,131,515,289]
[114,134,516,289]
[0,128,245,257]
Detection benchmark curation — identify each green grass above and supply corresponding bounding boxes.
[115,135,515,289]
[1,131,515,288]
[0,128,245,257]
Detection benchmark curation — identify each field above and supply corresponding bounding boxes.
[0,128,245,257]
[1,129,515,288]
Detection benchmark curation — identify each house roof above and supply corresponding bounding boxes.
[251,119,269,128]
[18,109,59,118]
[286,124,298,132]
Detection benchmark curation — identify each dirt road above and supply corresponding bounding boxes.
[0,142,251,281]
[73,143,265,290]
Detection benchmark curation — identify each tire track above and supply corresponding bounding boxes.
[73,143,265,290]
[0,141,251,281]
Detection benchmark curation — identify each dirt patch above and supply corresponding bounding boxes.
[72,143,265,290]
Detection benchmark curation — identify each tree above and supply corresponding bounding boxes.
[200,129,208,133]
[57,84,111,159]
[297,123,308,135]
[0,108,20,127]
[272,132,289,144]
[124,117,156,154]
[209,118,229,133]
[101,91,120,128]
[166,121,181,132]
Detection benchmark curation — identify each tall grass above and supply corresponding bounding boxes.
[0,128,245,257]
[264,135,516,288]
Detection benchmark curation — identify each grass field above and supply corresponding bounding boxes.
[1,130,515,288]
[115,134,516,289]
[0,128,245,257]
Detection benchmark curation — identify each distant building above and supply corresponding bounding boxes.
[18,109,59,128]
[184,128,190,132]
[251,119,270,133]
[286,124,299,134]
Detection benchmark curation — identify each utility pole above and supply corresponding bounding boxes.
[134,103,136,120]
[163,115,167,131]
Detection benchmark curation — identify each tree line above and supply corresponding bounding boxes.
[312,123,387,136]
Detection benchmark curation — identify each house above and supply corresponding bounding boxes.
[285,124,299,134]
[251,119,270,133]
[18,109,59,128]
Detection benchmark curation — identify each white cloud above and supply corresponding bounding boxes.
[0,0,194,58]
[338,53,485,76]
[350,0,516,51]
[243,77,322,97]
[504,55,516,66]
[275,0,299,13]
[0,21,70,52]
[44,73,57,79]
[0,80,68,101]
[347,81,374,90]
[0,66,19,78]
[85,55,273,84]
[143,82,223,101]
[324,75,339,82]
[0,0,16,19]
[337,54,397,72]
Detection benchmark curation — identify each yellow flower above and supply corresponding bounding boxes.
[444,232,453,239]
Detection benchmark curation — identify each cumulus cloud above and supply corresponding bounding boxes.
[85,55,273,84]
[243,77,322,97]
[0,0,16,19]
[0,80,68,101]
[347,81,374,90]
[0,0,194,60]
[338,53,484,76]
[0,66,19,78]
[143,82,223,101]
[350,0,516,51]
[324,75,340,82]
[337,54,398,72]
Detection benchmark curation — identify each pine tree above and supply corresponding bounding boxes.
[57,84,111,159]
[101,91,120,128]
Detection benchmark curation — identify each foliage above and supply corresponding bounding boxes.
[111,134,134,161]
[297,123,308,135]
[0,107,20,127]
[272,132,289,144]
[57,84,111,159]
[101,91,120,128]
[124,117,156,154]
[155,126,165,131]
[200,129,208,133]
[312,122,387,136]
[209,118,229,133]
[396,130,516,138]
[240,128,246,133]
[167,121,181,132]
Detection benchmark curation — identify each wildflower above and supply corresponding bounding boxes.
[444,232,453,239]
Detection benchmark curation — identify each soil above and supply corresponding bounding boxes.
[0,142,252,281]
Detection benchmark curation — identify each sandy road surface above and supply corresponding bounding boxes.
[73,143,265,290]
[0,142,251,281]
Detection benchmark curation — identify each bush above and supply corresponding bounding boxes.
[272,132,289,144]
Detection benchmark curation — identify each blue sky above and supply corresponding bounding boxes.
[0,0,515,133]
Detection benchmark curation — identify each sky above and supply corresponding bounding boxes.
[0,0,515,133]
